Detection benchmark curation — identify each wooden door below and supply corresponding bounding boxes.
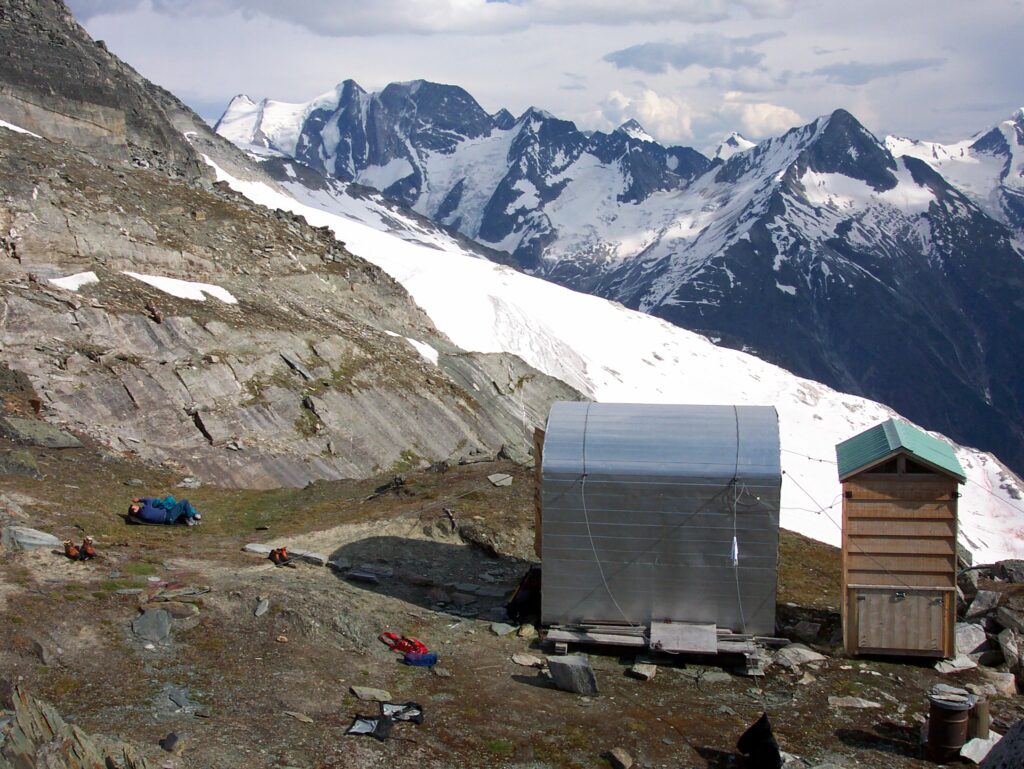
[852,587,946,655]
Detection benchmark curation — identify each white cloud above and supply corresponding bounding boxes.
[70,0,801,35]
[719,99,803,138]
[597,88,695,142]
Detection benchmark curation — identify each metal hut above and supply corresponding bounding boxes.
[538,402,782,654]
[836,419,965,658]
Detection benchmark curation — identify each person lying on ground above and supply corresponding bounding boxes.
[127,495,203,525]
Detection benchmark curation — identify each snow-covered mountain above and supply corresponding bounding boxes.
[886,108,1024,236]
[216,84,1024,476]
[714,131,756,160]
[195,147,1024,563]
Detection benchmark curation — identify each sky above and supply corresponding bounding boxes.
[67,0,1022,154]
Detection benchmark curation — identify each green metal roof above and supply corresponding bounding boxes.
[835,419,966,482]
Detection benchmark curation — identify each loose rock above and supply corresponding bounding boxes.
[255,599,270,617]
[1,525,60,551]
[962,732,1002,764]
[548,655,599,695]
[775,644,826,669]
[512,653,545,668]
[980,718,1023,768]
[957,622,989,655]
[351,686,391,702]
[936,655,978,674]
[490,622,516,636]
[967,591,1001,618]
[516,624,537,639]
[132,609,171,643]
[629,663,657,681]
[607,747,634,769]
[284,711,313,724]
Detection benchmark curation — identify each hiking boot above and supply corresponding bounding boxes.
[80,537,96,560]
[63,540,80,560]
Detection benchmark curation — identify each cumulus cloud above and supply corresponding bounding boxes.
[598,88,694,142]
[718,99,803,138]
[603,33,781,74]
[66,0,799,35]
[811,57,945,85]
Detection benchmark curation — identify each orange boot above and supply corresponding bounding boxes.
[80,537,96,560]
[63,540,80,560]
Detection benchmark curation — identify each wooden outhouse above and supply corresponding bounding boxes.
[836,419,965,658]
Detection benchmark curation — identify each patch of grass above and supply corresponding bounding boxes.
[121,560,158,577]
[485,739,515,757]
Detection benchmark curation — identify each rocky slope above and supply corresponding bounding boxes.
[0,0,577,489]
[218,82,1024,474]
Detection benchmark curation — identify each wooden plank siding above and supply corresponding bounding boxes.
[841,459,959,657]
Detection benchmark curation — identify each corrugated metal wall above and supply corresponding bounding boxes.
[541,402,781,635]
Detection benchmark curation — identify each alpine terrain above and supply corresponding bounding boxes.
[3,3,1024,768]
[217,83,1024,476]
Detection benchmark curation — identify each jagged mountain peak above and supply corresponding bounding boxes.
[615,119,655,143]
[714,131,755,160]
[799,107,897,190]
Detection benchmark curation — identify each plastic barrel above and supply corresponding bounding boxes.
[927,699,970,763]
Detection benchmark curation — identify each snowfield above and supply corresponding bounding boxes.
[201,154,1024,563]
[123,272,238,304]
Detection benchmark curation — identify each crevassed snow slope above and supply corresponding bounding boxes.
[202,154,1024,563]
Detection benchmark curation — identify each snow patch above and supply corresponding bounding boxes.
[123,272,238,304]
[0,119,41,139]
[49,271,98,291]
[358,158,414,191]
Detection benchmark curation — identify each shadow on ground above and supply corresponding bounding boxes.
[329,535,530,620]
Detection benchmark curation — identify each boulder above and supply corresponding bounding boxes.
[968,591,1001,619]
[548,655,599,695]
[980,670,1018,698]
[959,568,980,601]
[997,628,1020,670]
[995,560,1024,584]
[775,644,826,669]
[957,622,989,655]
[980,719,1024,768]
[996,607,1024,634]
[1,525,60,551]
[793,620,822,644]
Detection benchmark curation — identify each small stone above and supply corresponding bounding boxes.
[143,643,155,651]
[125,478,144,487]
[255,599,270,617]
[284,711,313,723]
[487,473,513,487]
[242,543,274,555]
[798,672,817,686]
[517,624,537,639]
[547,655,599,695]
[276,635,288,643]
[351,686,391,702]
[828,696,881,708]
[490,622,516,636]
[432,667,452,678]
[607,747,633,769]
[159,732,183,754]
[346,570,381,585]
[629,663,657,681]
[31,639,58,666]
[512,653,545,668]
